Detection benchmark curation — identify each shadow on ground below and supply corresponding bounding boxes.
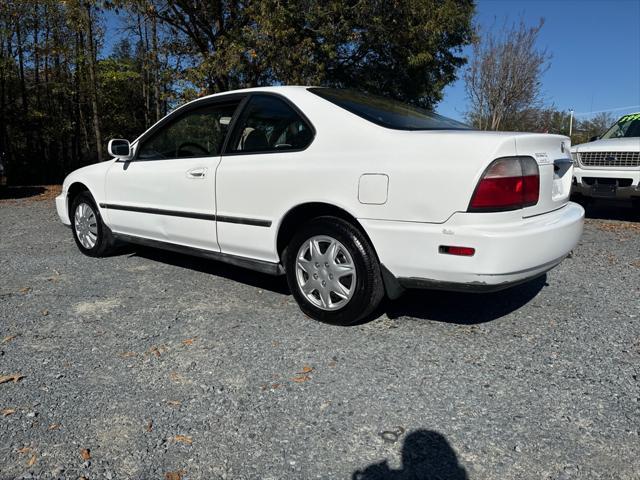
[0,185,46,199]
[383,275,546,325]
[123,244,544,325]
[129,245,291,295]
[573,196,639,222]
[353,429,468,480]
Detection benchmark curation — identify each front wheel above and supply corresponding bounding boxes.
[71,192,115,257]
[284,216,384,325]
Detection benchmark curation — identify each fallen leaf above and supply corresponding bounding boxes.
[597,222,640,233]
[173,435,192,445]
[181,338,196,346]
[18,287,31,294]
[119,351,137,358]
[0,374,24,385]
[1,335,17,344]
[17,447,32,454]
[148,345,166,357]
[165,471,185,480]
[27,454,37,466]
[47,270,61,282]
[146,420,153,432]
[167,400,181,407]
[169,372,184,383]
[80,448,91,460]
[1,408,16,416]
[48,423,61,430]
[297,365,313,374]
[292,375,310,383]
[41,309,49,316]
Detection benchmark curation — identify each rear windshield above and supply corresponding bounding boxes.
[308,87,471,131]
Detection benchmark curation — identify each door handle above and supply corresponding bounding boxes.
[186,167,207,179]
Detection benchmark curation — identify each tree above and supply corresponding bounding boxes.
[464,18,551,130]
[0,0,475,185]
[573,112,614,145]
[147,0,475,109]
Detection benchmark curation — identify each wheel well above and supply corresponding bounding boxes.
[66,182,90,219]
[276,203,375,259]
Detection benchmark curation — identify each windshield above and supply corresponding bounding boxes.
[308,88,471,131]
[601,113,640,139]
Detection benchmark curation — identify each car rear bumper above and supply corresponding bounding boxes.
[55,193,71,225]
[360,202,584,292]
[571,166,640,199]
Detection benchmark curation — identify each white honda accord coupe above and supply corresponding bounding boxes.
[56,86,584,324]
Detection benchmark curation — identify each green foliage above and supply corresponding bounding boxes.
[153,0,475,109]
[1,0,475,184]
[98,57,145,140]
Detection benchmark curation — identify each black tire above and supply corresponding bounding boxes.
[284,216,384,325]
[70,191,115,257]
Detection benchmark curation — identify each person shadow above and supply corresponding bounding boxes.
[353,430,468,480]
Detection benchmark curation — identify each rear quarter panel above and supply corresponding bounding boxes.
[215,90,520,262]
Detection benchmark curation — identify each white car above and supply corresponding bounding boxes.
[571,113,640,205]
[56,86,584,324]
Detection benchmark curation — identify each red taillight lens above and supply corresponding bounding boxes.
[468,157,539,212]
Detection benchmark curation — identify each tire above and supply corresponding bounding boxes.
[70,191,115,257]
[284,216,384,325]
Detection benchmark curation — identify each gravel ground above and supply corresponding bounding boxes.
[1,189,639,480]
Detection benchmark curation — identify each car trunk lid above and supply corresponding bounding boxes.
[514,133,573,217]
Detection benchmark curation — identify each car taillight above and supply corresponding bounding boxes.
[468,156,539,212]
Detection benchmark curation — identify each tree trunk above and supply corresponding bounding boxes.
[15,21,28,116]
[136,13,149,128]
[84,2,102,162]
[151,13,160,122]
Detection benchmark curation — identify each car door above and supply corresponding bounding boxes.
[215,94,315,262]
[104,97,243,251]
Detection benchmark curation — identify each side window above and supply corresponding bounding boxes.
[228,95,313,154]
[137,102,240,160]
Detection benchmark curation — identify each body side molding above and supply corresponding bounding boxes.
[99,203,271,227]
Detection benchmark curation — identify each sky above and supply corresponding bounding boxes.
[437,0,640,121]
[105,0,640,121]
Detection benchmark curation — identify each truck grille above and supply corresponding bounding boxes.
[578,151,640,168]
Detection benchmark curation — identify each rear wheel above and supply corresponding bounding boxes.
[284,216,384,325]
[71,192,114,257]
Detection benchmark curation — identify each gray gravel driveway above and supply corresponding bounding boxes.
[1,189,639,479]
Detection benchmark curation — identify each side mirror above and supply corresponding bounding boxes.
[108,139,132,160]
[588,135,599,142]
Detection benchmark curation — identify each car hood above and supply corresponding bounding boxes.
[571,137,640,153]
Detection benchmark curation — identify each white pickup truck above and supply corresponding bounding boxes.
[571,112,640,206]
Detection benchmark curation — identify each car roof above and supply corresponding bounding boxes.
[194,85,316,102]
